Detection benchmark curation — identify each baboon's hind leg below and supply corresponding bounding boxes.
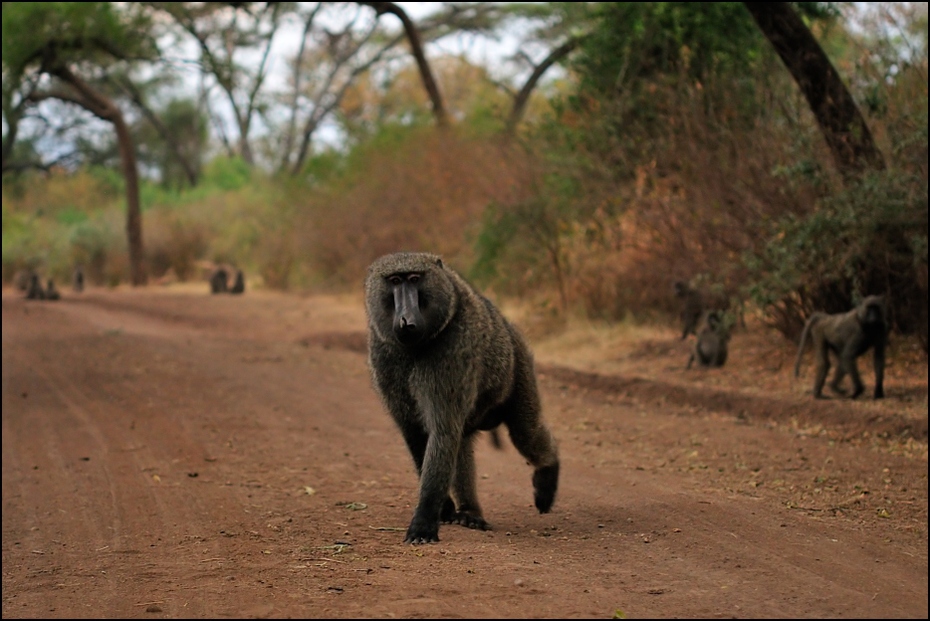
[501,365,560,514]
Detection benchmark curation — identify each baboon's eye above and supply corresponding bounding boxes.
[408,274,420,284]
[388,275,402,286]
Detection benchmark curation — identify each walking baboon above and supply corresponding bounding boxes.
[686,310,730,369]
[794,295,888,399]
[25,273,45,300]
[45,279,61,301]
[209,267,228,294]
[365,252,560,544]
[72,265,85,292]
[229,269,245,294]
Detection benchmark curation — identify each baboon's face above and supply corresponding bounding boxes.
[386,271,427,346]
[367,252,456,348]
[859,296,886,329]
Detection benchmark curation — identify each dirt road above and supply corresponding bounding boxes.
[2,286,927,618]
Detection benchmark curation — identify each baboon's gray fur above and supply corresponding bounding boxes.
[229,269,245,294]
[365,251,560,544]
[686,310,730,369]
[794,295,888,399]
[209,267,228,294]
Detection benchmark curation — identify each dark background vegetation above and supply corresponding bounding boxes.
[2,2,927,350]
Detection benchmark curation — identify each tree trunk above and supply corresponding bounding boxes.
[743,2,885,179]
[506,38,579,136]
[53,66,147,285]
[360,2,449,127]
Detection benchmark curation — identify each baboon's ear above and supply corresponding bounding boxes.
[436,258,443,269]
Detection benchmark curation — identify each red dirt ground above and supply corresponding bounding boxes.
[2,284,927,619]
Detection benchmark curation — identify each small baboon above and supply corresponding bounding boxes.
[365,251,560,544]
[25,273,45,300]
[72,265,85,292]
[229,269,245,294]
[686,310,730,369]
[794,295,888,399]
[45,279,61,301]
[209,267,228,294]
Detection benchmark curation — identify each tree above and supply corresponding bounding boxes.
[359,2,450,127]
[2,2,158,286]
[152,1,284,166]
[744,2,886,179]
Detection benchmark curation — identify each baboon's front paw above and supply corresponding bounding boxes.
[874,388,885,399]
[404,520,439,545]
[533,462,560,513]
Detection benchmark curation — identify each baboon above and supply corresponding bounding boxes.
[365,251,560,544]
[14,269,35,292]
[686,310,730,369]
[229,269,245,294]
[794,295,888,399]
[675,280,746,340]
[45,279,61,301]
[209,267,228,294]
[72,265,85,292]
[674,281,707,340]
[25,273,45,300]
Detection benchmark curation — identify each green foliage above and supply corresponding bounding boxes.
[202,156,252,191]
[745,169,928,336]
[1,2,155,74]
[575,2,766,96]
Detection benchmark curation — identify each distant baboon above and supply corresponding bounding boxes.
[686,310,730,369]
[675,280,738,338]
[25,273,45,300]
[794,295,888,399]
[45,279,61,301]
[365,251,560,544]
[674,281,707,340]
[72,265,85,292]
[209,267,228,294]
[229,269,245,294]
[14,269,35,292]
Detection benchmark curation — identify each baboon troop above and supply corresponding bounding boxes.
[794,295,888,400]
[209,266,245,295]
[686,310,730,369]
[365,251,560,544]
[21,270,67,301]
[25,273,45,300]
[229,269,245,294]
[209,267,229,294]
[45,279,61,301]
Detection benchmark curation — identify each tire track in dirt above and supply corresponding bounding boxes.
[4,290,926,619]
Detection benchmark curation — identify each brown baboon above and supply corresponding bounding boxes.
[229,269,245,294]
[686,310,730,369]
[72,265,85,292]
[209,267,228,294]
[25,273,45,300]
[365,251,560,544]
[45,279,61,301]
[794,295,888,399]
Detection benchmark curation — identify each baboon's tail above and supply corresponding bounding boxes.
[793,315,820,377]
